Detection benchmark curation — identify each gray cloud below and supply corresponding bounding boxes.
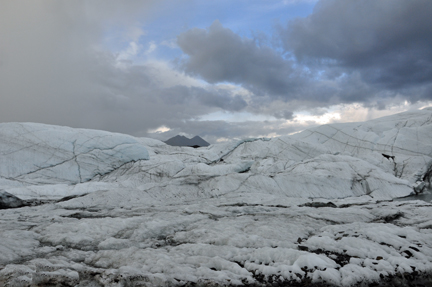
[282,0,432,90]
[177,20,305,98]
[176,1,432,110]
[273,110,294,120]
[0,1,156,127]
[0,0,248,139]
[80,58,249,136]
[176,15,432,110]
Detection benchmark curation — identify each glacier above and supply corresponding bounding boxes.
[0,109,431,286]
[0,122,149,187]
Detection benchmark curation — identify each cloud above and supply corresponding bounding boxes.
[281,0,432,91]
[146,41,158,54]
[177,20,306,98]
[0,0,248,138]
[176,17,432,109]
[83,57,249,136]
[274,110,294,120]
[157,85,247,112]
[0,0,158,127]
[116,42,142,64]
[1,0,431,143]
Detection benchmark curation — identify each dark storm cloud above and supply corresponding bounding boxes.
[177,20,305,98]
[282,0,432,90]
[176,1,432,110]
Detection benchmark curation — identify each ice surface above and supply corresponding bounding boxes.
[292,107,432,184]
[0,122,149,186]
[1,197,431,286]
[1,109,432,286]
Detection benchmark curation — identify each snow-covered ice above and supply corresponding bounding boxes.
[1,109,432,286]
[0,122,149,187]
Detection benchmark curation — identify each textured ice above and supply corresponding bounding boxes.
[1,109,432,286]
[0,122,149,186]
[292,107,432,184]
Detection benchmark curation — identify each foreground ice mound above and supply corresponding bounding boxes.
[0,123,149,186]
[1,195,431,286]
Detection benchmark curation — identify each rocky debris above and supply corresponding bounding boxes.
[0,190,25,209]
[300,202,337,208]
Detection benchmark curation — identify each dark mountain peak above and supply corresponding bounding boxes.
[165,135,210,147]
[189,136,210,147]
[171,135,187,140]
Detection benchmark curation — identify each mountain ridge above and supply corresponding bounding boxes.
[164,135,210,147]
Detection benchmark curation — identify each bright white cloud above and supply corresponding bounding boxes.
[293,111,341,125]
[160,39,177,49]
[148,125,171,133]
[145,41,157,54]
[116,41,141,63]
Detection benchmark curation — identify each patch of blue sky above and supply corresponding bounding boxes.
[171,0,317,37]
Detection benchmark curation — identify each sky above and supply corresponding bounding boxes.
[1,0,432,143]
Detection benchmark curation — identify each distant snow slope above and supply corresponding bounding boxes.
[1,109,432,286]
[0,123,149,187]
[292,107,432,185]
